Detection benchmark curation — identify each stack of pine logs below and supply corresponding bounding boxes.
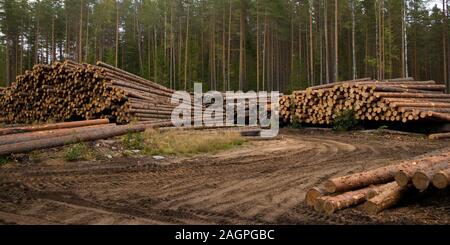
[281,78,450,127]
[306,150,450,215]
[0,60,175,125]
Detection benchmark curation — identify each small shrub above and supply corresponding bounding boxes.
[64,143,90,162]
[290,116,302,129]
[0,156,10,165]
[333,110,358,131]
[122,132,144,150]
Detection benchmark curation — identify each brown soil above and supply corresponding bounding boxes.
[0,128,449,225]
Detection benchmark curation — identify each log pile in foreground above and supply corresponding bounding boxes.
[281,79,450,127]
[0,60,175,125]
[305,149,450,215]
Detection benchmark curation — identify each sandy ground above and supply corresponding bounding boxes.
[0,128,449,225]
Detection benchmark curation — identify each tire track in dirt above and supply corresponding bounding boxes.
[0,129,448,224]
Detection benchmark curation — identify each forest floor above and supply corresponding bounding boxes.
[0,128,450,225]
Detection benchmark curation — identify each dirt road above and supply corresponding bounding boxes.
[0,129,449,225]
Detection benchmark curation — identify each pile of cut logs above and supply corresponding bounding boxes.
[0,60,175,125]
[306,150,450,215]
[281,78,450,127]
[0,119,147,156]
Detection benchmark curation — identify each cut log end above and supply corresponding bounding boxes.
[432,172,449,189]
[363,201,381,215]
[314,198,326,212]
[305,187,326,207]
[323,201,337,215]
[323,180,337,193]
[395,170,410,187]
[412,172,431,191]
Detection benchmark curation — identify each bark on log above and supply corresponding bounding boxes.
[0,124,116,146]
[375,92,450,99]
[395,155,450,187]
[0,124,145,156]
[412,162,450,191]
[324,165,400,193]
[322,186,373,214]
[366,182,399,200]
[363,184,406,214]
[0,119,109,136]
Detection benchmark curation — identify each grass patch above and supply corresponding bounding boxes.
[142,129,247,156]
[0,156,10,165]
[121,132,144,150]
[64,143,92,162]
[333,110,358,132]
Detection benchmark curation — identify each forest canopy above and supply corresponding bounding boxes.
[0,0,449,93]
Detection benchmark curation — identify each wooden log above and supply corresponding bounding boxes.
[388,84,446,91]
[0,119,110,136]
[412,162,450,191]
[395,155,450,187]
[305,78,372,91]
[432,167,450,189]
[305,187,327,207]
[322,186,373,214]
[386,77,415,82]
[366,182,399,200]
[96,61,174,93]
[0,124,117,146]
[426,112,450,122]
[363,184,406,214]
[391,102,450,109]
[373,86,436,94]
[0,124,145,156]
[326,153,450,193]
[324,165,400,193]
[375,92,450,99]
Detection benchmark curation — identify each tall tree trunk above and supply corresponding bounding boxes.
[52,16,56,62]
[262,11,267,91]
[210,8,216,90]
[352,0,356,80]
[334,0,339,82]
[86,4,89,63]
[79,0,83,63]
[137,19,143,75]
[443,0,448,92]
[257,0,260,92]
[404,0,409,78]
[154,27,158,83]
[65,9,69,59]
[5,41,10,85]
[325,0,329,84]
[115,1,119,67]
[239,0,246,91]
[148,28,151,80]
[299,23,302,86]
[115,0,119,67]
[227,0,232,91]
[222,5,226,92]
[185,5,190,91]
[309,2,314,86]
[290,9,294,89]
[35,16,40,64]
[319,1,323,85]
[365,22,368,77]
